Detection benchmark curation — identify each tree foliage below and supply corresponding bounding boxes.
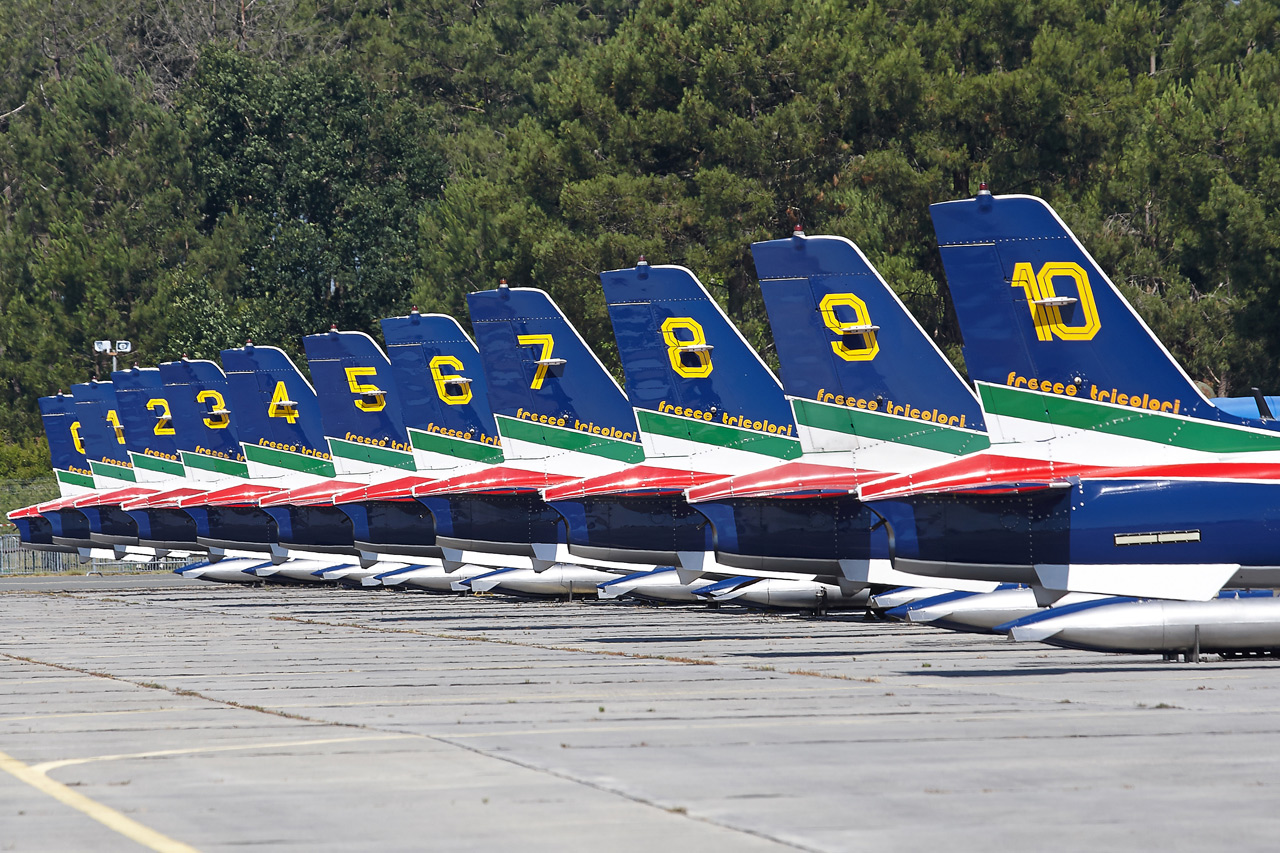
[4,0,1280,472]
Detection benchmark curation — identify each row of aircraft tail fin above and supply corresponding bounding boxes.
[20,191,1279,604]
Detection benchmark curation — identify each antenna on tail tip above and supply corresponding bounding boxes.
[976,182,993,210]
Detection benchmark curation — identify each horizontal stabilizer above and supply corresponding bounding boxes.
[72,486,157,508]
[858,453,1101,500]
[333,475,438,503]
[122,486,206,510]
[258,480,363,507]
[544,466,725,501]
[686,461,883,502]
[178,483,281,508]
[413,466,574,496]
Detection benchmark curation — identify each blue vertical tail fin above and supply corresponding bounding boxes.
[303,329,414,476]
[380,311,504,469]
[220,344,336,480]
[600,261,800,471]
[110,366,186,482]
[930,192,1279,458]
[69,380,137,486]
[467,285,643,473]
[159,358,249,480]
[39,392,96,494]
[751,233,988,466]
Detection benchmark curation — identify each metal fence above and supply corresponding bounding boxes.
[0,477,59,528]
[0,534,189,576]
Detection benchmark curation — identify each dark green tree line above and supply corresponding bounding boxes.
[4,0,1280,481]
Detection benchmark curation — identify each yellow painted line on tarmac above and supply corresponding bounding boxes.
[0,748,201,853]
[32,733,417,774]
[2,734,416,852]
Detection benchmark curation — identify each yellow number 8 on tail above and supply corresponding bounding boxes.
[661,317,713,378]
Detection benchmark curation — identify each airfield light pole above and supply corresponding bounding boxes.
[94,339,133,373]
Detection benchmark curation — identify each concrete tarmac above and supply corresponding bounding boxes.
[2,575,1279,851]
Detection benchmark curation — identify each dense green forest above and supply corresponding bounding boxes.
[3,0,1280,478]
